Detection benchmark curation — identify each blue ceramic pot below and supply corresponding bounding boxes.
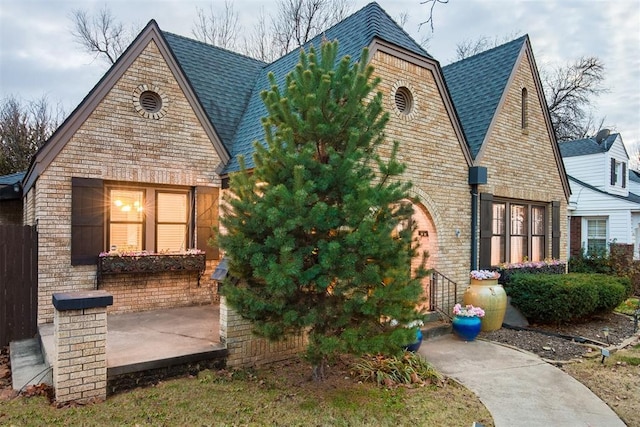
[452,315,482,341]
[404,329,423,352]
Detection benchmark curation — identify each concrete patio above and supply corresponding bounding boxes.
[14,304,226,391]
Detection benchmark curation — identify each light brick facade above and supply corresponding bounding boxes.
[26,39,223,324]
[476,50,568,260]
[53,305,108,403]
[219,297,307,368]
[371,49,473,294]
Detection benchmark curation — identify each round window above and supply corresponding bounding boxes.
[394,87,413,115]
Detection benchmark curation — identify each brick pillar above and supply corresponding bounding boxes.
[219,296,307,368]
[52,291,113,404]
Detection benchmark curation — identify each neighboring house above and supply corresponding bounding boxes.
[20,2,568,325]
[0,171,25,224]
[559,132,640,259]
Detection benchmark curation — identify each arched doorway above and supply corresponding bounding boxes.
[405,200,438,311]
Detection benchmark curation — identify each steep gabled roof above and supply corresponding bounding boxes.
[442,36,527,158]
[163,32,266,149]
[559,133,620,158]
[224,2,429,173]
[630,169,640,184]
[23,20,230,192]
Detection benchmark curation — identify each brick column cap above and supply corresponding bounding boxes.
[52,290,113,310]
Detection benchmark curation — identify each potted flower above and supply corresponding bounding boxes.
[464,270,507,332]
[390,319,424,352]
[452,303,484,341]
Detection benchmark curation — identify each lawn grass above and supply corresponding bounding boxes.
[0,359,493,426]
[615,297,639,315]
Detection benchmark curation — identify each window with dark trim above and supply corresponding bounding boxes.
[71,178,219,265]
[483,197,548,266]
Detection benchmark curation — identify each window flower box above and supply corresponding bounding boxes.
[97,250,206,275]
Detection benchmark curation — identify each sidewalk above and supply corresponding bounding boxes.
[419,335,626,427]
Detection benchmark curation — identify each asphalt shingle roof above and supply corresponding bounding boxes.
[0,171,25,185]
[442,36,527,159]
[163,32,266,151]
[223,1,429,173]
[558,133,619,158]
[568,175,640,204]
[630,169,640,184]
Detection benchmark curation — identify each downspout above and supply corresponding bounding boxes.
[470,183,479,270]
[468,166,488,270]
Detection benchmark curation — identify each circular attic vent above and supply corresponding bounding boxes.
[139,90,162,113]
[132,85,168,119]
[394,86,413,115]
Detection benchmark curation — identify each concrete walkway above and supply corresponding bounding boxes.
[419,335,625,427]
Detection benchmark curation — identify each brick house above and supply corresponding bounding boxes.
[21,2,568,326]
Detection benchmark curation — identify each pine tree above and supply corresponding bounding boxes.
[219,41,426,379]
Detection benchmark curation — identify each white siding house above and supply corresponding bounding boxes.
[560,132,640,259]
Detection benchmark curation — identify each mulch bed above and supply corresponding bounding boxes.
[482,312,637,361]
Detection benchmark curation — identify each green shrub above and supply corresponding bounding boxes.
[594,277,629,313]
[497,260,566,286]
[507,273,628,324]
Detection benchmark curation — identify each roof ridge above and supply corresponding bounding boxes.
[162,30,268,66]
[444,34,528,69]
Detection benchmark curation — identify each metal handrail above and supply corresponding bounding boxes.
[430,270,458,319]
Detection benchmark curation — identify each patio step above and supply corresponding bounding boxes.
[107,348,228,395]
[421,312,452,340]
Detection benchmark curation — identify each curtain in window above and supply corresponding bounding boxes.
[491,203,505,265]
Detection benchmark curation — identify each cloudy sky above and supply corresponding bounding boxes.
[1,0,639,150]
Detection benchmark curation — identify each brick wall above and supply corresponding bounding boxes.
[53,306,108,403]
[219,297,307,368]
[371,51,473,294]
[100,270,218,314]
[471,49,568,262]
[32,39,222,324]
[570,216,582,257]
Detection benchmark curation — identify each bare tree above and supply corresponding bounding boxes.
[240,8,274,62]
[544,56,607,141]
[419,0,449,31]
[70,6,137,65]
[271,0,352,57]
[192,1,239,49]
[455,32,522,60]
[0,96,63,175]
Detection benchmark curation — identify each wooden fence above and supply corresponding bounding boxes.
[0,225,37,347]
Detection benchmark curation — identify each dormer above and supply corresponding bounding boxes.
[559,130,629,197]
[603,132,629,197]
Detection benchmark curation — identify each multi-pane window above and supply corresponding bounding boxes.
[531,206,545,262]
[490,201,546,264]
[491,203,505,266]
[586,218,607,255]
[108,187,190,253]
[109,189,144,252]
[510,204,527,263]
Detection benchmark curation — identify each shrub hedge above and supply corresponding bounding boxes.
[506,273,629,324]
